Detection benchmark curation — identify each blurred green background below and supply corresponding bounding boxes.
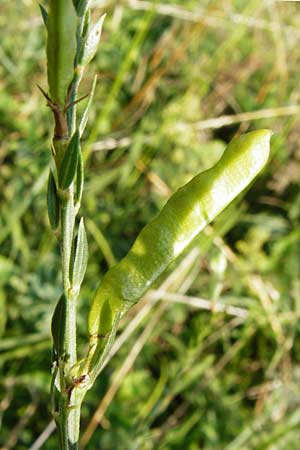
[1,0,300,449]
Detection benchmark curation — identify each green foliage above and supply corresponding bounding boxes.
[79,75,97,137]
[71,218,88,293]
[51,294,67,358]
[47,170,60,230]
[58,130,80,190]
[73,0,92,18]
[78,14,106,67]
[75,150,84,205]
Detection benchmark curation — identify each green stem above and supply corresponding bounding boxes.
[61,190,77,366]
[57,393,83,450]
[56,13,85,446]
[55,189,79,450]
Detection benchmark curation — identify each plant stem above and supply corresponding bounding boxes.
[56,15,85,444]
[46,4,105,447]
[61,189,77,367]
[56,187,81,450]
[57,392,82,450]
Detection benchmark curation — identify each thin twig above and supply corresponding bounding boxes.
[124,0,300,37]
[180,105,300,131]
[28,421,56,450]
[92,136,132,151]
[149,290,248,319]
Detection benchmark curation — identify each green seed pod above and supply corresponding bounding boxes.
[88,130,272,337]
[47,0,77,104]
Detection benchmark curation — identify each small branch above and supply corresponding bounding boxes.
[180,105,300,131]
[149,290,249,319]
[125,0,300,38]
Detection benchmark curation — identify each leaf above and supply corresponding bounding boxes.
[81,7,91,41]
[73,0,92,17]
[72,218,88,291]
[88,130,272,337]
[47,0,77,104]
[51,294,66,358]
[75,149,84,206]
[47,170,60,230]
[39,4,48,28]
[79,14,106,67]
[59,130,80,190]
[79,75,97,136]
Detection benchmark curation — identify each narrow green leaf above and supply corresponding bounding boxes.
[75,149,84,206]
[59,130,80,190]
[51,294,66,358]
[47,170,60,230]
[79,14,106,67]
[81,7,91,41]
[39,4,48,28]
[73,0,92,17]
[79,75,97,136]
[72,218,88,291]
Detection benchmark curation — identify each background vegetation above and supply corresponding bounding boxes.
[0,0,300,449]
